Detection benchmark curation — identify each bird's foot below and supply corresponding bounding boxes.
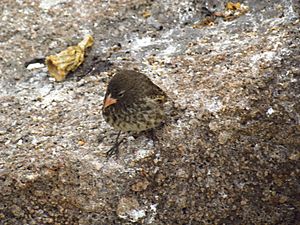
[147,128,159,143]
[106,139,124,158]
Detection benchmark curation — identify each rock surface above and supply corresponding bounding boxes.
[0,0,299,224]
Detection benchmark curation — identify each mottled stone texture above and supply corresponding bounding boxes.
[0,0,299,224]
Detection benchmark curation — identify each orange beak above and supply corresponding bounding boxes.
[103,93,117,109]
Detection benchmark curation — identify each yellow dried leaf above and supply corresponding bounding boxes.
[226,2,241,10]
[78,140,85,146]
[46,35,94,81]
[142,11,151,18]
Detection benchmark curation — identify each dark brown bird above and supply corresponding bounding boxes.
[102,70,167,157]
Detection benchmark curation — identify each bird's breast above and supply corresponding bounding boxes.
[102,98,165,132]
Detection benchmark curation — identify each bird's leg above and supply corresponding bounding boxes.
[106,131,124,157]
[147,128,159,147]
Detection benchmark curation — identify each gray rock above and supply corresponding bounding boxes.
[0,0,299,224]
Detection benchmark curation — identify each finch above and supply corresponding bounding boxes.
[102,70,167,157]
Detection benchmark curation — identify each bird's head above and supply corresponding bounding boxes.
[102,72,135,110]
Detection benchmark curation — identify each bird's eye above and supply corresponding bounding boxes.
[118,91,125,97]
